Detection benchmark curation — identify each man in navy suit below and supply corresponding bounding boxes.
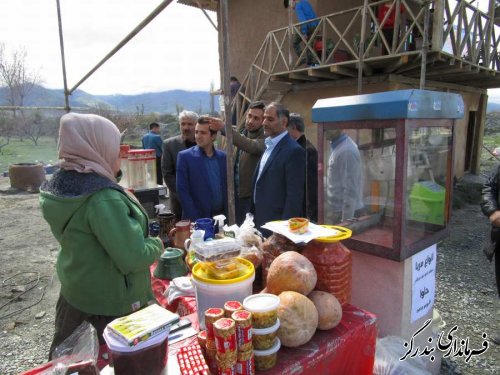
[252,102,306,234]
[176,117,227,221]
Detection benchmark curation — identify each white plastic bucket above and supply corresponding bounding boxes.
[192,269,255,330]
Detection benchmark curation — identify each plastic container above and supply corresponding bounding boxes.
[409,181,445,225]
[253,337,280,371]
[192,258,255,330]
[193,237,242,262]
[301,226,353,305]
[242,293,280,329]
[205,259,247,280]
[128,149,156,189]
[103,327,169,375]
[119,144,130,188]
[252,318,280,350]
[143,149,157,188]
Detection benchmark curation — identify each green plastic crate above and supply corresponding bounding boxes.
[409,181,445,225]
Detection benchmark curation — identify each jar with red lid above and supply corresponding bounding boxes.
[119,144,130,188]
[127,149,157,189]
[301,226,352,305]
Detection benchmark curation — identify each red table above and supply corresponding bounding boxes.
[168,305,377,375]
[269,304,377,374]
[22,305,376,375]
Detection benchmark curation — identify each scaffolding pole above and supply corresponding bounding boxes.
[219,0,236,225]
[419,1,431,89]
[55,0,70,112]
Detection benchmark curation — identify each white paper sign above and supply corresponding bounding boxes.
[411,244,436,322]
[261,221,339,244]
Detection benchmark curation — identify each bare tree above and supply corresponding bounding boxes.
[0,43,40,143]
[21,111,45,146]
[0,111,13,154]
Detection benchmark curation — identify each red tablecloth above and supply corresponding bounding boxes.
[269,304,377,374]
[169,305,377,375]
[22,306,376,375]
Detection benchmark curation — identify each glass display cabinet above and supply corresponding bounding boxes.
[312,90,464,261]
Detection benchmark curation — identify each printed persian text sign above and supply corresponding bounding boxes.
[411,244,436,322]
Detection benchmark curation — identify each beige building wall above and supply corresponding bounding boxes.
[227,0,358,82]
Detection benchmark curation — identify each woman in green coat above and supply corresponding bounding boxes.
[40,113,164,358]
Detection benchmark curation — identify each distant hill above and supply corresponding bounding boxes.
[0,85,218,114]
[487,100,500,113]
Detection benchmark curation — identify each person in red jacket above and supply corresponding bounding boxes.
[377,1,405,54]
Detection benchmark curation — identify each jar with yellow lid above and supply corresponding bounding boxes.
[301,226,352,305]
[192,258,255,330]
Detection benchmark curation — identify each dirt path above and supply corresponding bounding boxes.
[0,175,498,374]
[0,177,60,374]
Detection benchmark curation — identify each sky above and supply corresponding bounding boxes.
[1,0,500,100]
[0,0,220,95]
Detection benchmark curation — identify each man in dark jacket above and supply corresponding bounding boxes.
[287,112,318,222]
[252,102,305,234]
[162,111,198,221]
[177,117,227,221]
[480,163,500,345]
[207,102,266,225]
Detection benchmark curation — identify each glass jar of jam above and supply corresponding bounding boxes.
[301,226,352,305]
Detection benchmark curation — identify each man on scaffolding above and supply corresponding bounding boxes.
[287,0,319,66]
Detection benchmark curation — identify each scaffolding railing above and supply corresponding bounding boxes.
[231,0,500,126]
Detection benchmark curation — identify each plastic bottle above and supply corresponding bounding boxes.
[185,230,205,270]
[213,214,226,235]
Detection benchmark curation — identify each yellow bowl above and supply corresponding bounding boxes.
[288,217,309,234]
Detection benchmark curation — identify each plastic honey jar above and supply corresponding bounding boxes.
[301,226,352,305]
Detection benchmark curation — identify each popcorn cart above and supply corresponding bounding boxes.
[312,89,464,261]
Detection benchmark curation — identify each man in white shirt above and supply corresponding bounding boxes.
[326,130,364,223]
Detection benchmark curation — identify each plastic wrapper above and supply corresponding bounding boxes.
[236,214,263,268]
[373,336,432,375]
[239,245,263,269]
[193,238,242,262]
[49,321,100,374]
[238,213,263,249]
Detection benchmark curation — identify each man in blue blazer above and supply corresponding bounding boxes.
[252,102,306,234]
[176,117,227,221]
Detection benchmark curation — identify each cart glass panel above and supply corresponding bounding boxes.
[322,126,397,250]
[406,125,451,241]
